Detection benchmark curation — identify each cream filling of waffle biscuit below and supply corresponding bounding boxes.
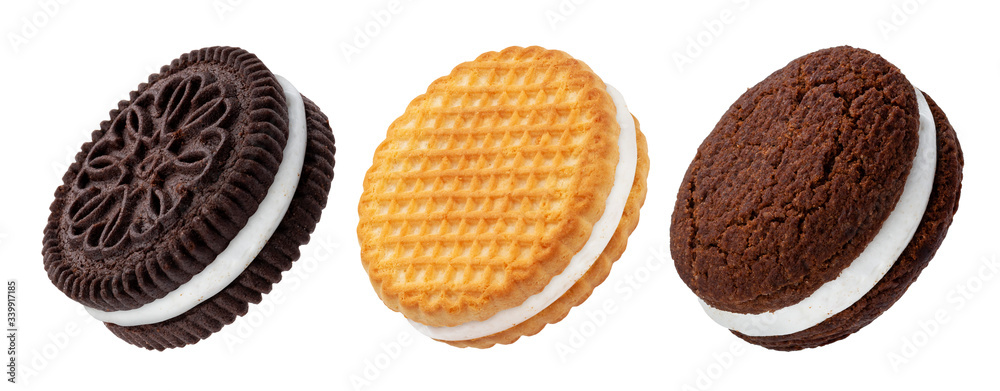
[84,76,308,327]
[701,87,937,337]
[408,85,637,341]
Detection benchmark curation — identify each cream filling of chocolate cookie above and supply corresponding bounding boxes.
[408,85,637,341]
[85,76,308,327]
[702,87,938,337]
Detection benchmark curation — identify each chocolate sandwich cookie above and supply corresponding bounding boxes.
[671,46,963,350]
[42,46,336,350]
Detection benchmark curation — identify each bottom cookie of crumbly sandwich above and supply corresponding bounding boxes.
[106,97,336,350]
[734,93,963,351]
[444,119,648,348]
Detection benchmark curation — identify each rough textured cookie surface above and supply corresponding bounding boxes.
[358,46,622,327]
[735,93,963,350]
[671,46,921,314]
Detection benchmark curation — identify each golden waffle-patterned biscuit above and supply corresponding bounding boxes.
[359,46,646,345]
[447,118,648,348]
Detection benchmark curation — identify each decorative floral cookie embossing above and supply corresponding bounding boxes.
[42,47,336,350]
[68,73,237,257]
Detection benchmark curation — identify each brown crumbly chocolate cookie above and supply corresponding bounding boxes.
[671,46,963,350]
[42,47,335,350]
[735,93,963,350]
[673,46,920,314]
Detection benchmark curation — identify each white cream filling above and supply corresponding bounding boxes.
[702,87,938,337]
[409,84,637,341]
[85,75,308,326]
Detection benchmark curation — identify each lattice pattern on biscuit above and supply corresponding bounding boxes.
[359,47,620,326]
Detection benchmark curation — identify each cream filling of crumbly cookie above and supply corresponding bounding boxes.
[408,85,638,341]
[702,87,938,337]
[85,76,308,327]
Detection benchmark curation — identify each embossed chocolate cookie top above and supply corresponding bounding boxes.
[68,72,238,258]
[44,47,290,312]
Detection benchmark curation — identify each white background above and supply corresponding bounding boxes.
[1,0,997,390]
